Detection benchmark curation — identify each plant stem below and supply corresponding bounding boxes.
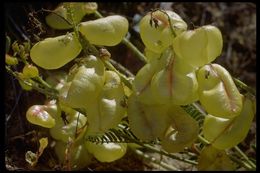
[5,66,58,98]
[234,146,256,169]
[119,132,198,165]
[102,60,133,89]
[142,143,198,165]
[132,148,180,171]
[192,102,207,115]
[198,135,209,145]
[9,130,36,141]
[228,154,253,170]
[109,59,135,77]
[233,77,256,96]
[34,76,53,90]
[94,11,103,18]
[122,38,147,63]
[66,3,79,39]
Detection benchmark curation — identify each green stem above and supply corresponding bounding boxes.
[109,59,135,77]
[142,143,198,165]
[122,38,147,63]
[192,102,207,115]
[9,130,36,141]
[34,76,53,90]
[119,133,198,165]
[233,77,256,96]
[198,135,209,145]
[132,148,180,171]
[102,60,133,89]
[228,154,253,170]
[66,3,79,39]
[6,66,58,98]
[94,11,103,18]
[234,146,256,169]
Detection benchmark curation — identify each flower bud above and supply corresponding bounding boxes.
[22,64,39,78]
[5,54,18,65]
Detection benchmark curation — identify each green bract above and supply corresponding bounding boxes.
[61,66,104,108]
[30,33,82,69]
[203,97,255,149]
[43,100,61,119]
[85,70,126,133]
[140,10,187,53]
[144,48,161,63]
[173,55,198,75]
[79,15,129,46]
[150,50,199,105]
[134,47,198,105]
[133,63,163,105]
[151,68,199,105]
[135,47,199,106]
[197,64,243,119]
[46,2,98,30]
[55,140,92,170]
[60,56,125,133]
[26,105,56,128]
[46,71,68,91]
[173,25,223,68]
[161,105,199,153]
[85,141,127,162]
[198,145,236,170]
[127,94,170,140]
[60,56,105,108]
[49,110,87,143]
